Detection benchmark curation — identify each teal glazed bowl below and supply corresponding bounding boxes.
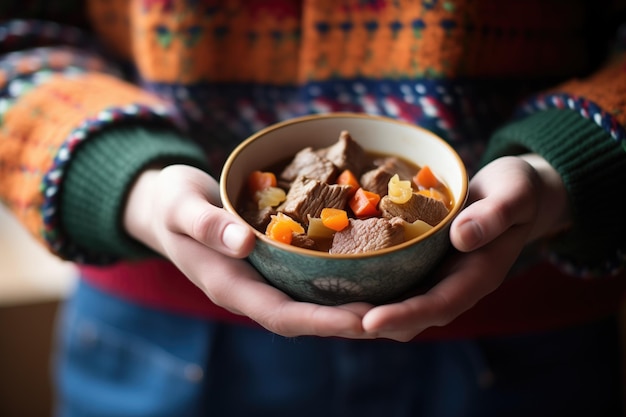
[220,113,468,305]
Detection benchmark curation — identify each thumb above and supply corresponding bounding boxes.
[450,157,539,252]
[165,169,257,258]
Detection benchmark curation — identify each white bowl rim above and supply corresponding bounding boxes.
[220,112,469,259]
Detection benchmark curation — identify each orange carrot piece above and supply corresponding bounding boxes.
[414,165,439,190]
[266,221,294,244]
[265,213,304,245]
[349,188,381,218]
[248,170,277,195]
[336,169,360,197]
[321,208,349,231]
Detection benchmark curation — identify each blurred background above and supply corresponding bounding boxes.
[0,205,76,417]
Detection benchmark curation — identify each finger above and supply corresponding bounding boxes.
[167,234,373,338]
[246,297,375,339]
[335,302,376,317]
[225,271,373,338]
[362,223,529,341]
[153,165,255,258]
[161,176,255,258]
[165,189,256,258]
[451,157,538,252]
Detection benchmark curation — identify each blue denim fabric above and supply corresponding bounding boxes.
[53,280,623,417]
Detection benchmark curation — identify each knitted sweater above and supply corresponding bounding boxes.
[1,0,625,338]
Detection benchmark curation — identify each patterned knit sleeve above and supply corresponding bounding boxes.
[0,20,209,264]
[482,51,626,277]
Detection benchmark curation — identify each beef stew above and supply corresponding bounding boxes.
[238,130,454,254]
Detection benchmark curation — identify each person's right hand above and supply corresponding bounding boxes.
[360,154,572,341]
[122,164,374,338]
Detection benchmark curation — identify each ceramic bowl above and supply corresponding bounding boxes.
[220,113,468,305]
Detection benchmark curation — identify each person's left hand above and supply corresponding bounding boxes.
[360,154,571,342]
[123,164,375,339]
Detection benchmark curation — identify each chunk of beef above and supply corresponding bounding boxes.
[291,233,318,250]
[241,206,275,231]
[280,147,338,183]
[360,156,416,196]
[379,193,449,226]
[316,130,367,175]
[330,217,405,254]
[360,167,393,196]
[278,176,352,224]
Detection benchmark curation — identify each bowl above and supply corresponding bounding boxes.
[220,113,468,305]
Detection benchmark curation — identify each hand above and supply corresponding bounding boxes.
[360,154,571,342]
[123,164,373,338]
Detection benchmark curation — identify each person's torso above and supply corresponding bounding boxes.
[83,0,606,173]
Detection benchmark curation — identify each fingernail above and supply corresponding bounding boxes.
[223,224,249,251]
[457,219,482,249]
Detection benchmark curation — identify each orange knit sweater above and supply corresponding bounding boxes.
[1,0,625,338]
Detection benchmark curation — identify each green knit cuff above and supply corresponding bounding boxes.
[483,109,626,276]
[61,125,210,262]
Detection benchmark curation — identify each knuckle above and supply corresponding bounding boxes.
[393,333,416,343]
[190,208,217,241]
[429,293,460,327]
[432,312,456,328]
[259,313,292,336]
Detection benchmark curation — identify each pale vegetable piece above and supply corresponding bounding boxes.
[256,186,286,209]
[403,219,433,241]
[387,174,413,204]
[307,216,336,240]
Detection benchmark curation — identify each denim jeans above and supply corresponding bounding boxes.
[53,279,623,417]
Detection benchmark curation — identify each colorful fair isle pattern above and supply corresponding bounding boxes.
[0,1,624,276]
[519,93,626,146]
[41,104,178,263]
[0,19,91,54]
